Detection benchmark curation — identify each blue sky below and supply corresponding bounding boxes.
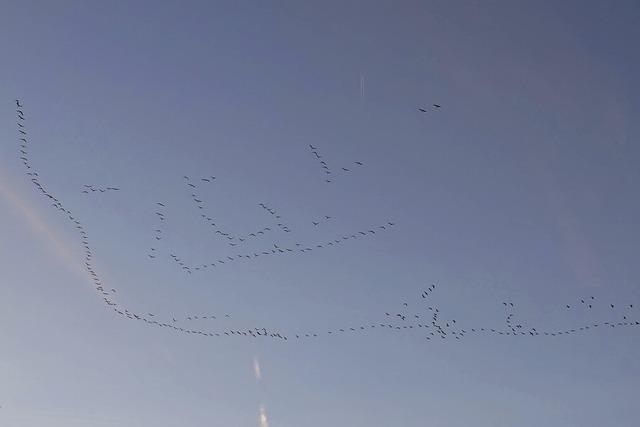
[1,1,640,426]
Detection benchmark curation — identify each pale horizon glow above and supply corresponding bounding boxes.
[0,171,86,278]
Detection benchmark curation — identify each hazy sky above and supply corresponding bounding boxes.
[2,1,640,426]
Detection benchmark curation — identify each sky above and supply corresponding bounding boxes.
[1,1,640,426]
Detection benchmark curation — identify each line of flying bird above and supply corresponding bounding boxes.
[81,184,120,194]
[308,144,364,183]
[12,99,639,344]
[143,172,396,275]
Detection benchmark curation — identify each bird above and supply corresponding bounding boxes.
[310,144,317,150]
[418,108,427,113]
[433,104,441,108]
[16,100,22,107]
[354,161,363,166]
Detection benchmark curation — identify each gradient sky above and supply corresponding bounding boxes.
[2,1,640,426]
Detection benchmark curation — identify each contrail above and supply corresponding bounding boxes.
[259,404,269,427]
[253,356,262,381]
[360,74,365,100]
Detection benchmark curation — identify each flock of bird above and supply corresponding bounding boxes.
[183,176,284,246]
[150,191,396,276]
[311,215,331,227]
[418,104,441,113]
[308,144,364,183]
[159,219,395,275]
[258,202,292,235]
[12,99,640,344]
[142,163,397,276]
[81,184,120,194]
[290,290,639,342]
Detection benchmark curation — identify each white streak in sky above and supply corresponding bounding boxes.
[360,74,365,100]
[253,356,262,381]
[259,404,269,427]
